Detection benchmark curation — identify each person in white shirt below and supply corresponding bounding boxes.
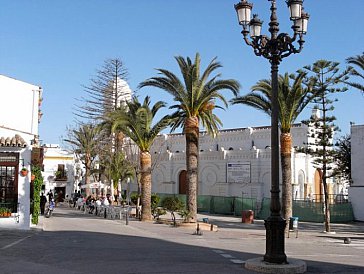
[76,196,84,210]
[95,198,102,215]
[103,196,110,206]
[102,196,110,218]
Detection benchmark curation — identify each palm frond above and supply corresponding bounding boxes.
[139,53,240,136]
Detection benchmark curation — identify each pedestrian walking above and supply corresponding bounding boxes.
[40,192,47,215]
[47,190,54,202]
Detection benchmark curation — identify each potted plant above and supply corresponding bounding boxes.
[20,167,28,177]
[0,207,10,217]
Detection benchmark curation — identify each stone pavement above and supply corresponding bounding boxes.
[1,204,363,273]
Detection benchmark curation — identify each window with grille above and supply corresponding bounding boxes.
[55,164,67,181]
[0,152,19,212]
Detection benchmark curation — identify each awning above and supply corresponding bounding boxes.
[81,182,105,189]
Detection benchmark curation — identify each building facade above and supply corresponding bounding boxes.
[41,144,77,202]
[349,124,364,221]
[148,123,338,203]
[0,75,42,229]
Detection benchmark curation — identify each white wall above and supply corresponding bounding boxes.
[0,75,41,229]
[0,75,41,135]
[42,145,76,199]
[149,124,323,202]
[349,124,364,221]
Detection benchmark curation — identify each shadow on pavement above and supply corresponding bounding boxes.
[1,225,364,273]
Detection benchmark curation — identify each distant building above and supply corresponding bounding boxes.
[0,75,42,229]
[349,124,364,221]
[115,78,132,107]
[147,121,343,204]
[103,77,132,113]
[41,144,77,202]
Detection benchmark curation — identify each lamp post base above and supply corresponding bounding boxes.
[264,215,287,264]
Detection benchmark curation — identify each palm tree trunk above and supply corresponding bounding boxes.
[184,116,199,222]
[140,151,152,221]
[280,133,292,231]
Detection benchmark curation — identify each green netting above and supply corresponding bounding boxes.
[210,196,235,215]
[154,194,354,223]
[329,203,354,223]
[233,197,257,216]
[197,195,211,212]
[256,198,271,220]
[256,199,354,222]
[292,201,354,223]
[292,201,325,222]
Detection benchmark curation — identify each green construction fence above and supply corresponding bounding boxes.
[154,193,354,223]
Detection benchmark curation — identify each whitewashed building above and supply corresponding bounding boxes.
[349,124,364,221]
[41,144,77,201]
[148,122,337,203]
[0,75,42,229]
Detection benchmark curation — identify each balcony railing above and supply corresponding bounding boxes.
[55,171,67,181]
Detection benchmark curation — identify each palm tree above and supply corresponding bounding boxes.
[231,72,314,227]
[346,52,364,93]
[103,150,135,199]
[108,96,171,221]
[64,124,100,196]
[139,53,240,222]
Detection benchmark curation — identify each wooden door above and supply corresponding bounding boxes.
[178,170,187,194]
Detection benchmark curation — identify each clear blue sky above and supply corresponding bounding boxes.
[1,0,363,144]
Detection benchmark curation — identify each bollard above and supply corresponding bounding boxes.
[287,217,299,238]
[194,223,203,235]
[125,206,129,225]
[344,237,351,244]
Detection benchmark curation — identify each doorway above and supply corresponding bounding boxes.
[314,169,323,202]
[178,170,187,194]
[55,187,66,202]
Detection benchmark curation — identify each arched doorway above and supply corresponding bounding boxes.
[178,170,187,194]
[297,170,305,200]
[314,169,323,202]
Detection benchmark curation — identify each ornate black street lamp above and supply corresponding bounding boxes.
[234,0,309,264]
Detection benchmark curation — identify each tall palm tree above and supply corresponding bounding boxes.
[108,96,171,221]
[346,52,364,93]
[139,53,240,222]
[64,124,100,196]
[231,72,314,227]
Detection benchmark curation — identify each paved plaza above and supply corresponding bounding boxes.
[0,205,363,273]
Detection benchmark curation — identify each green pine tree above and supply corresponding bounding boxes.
[301,60,349,233]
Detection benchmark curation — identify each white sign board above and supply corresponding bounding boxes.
[226,162,251,183]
